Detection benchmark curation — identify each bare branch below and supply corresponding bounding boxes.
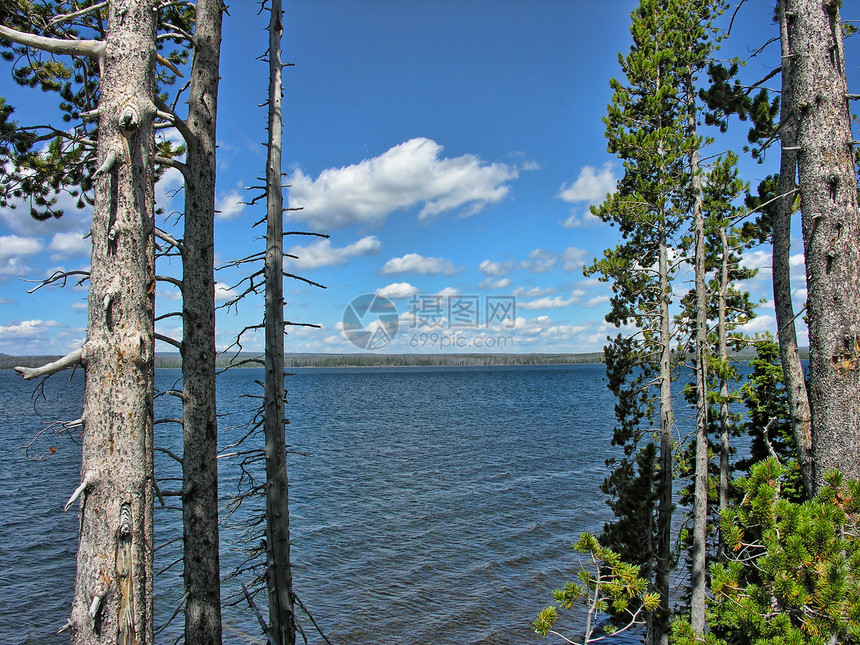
[154,227,184,252]
[15,347,83,380]
[0,24,104,58]
[155,333,183,350]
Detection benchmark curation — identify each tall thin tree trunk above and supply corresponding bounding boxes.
[775,0,814,496]
[74,1,157,642]
[718,228,731,515]
[264,0,296,642]
[181,0,224,642]
[654,223,673,645]
[786,0,860,490]
[687,77,709,634]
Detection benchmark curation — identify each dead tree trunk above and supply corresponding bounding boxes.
[264,1,296,642]
[687,78,708,634]
[181,0,224,642]
[774,0,814,496]
[654,221,673,645]
[786,0,860,490]
[76,1,157,642]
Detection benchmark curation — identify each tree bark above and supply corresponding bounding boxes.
[654,223,673,645]
[775,0,814,497]
[181,0,224,642]
[264,1,296,642]
[718,228,731,516]
[786,0,860,490]
[687,78,708,635]
[74,1,157,642]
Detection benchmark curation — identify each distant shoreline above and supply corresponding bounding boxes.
[1,348,798,371]
[1,352,607,370]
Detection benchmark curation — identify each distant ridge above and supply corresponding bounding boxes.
[1,348,809,370]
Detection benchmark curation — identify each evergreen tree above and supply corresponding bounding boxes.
[585,0,709,639]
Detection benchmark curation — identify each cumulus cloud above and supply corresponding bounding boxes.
[561,210,603,229]
[0,319,50,340]
[520,247,587,273]
[586,295,611,308]
[288,236,381,269]
[381,253,461,276]
[49,231,90,260]
[512,286,557,298]
[376,282,419,299]
[520,289,585,310]
[558,162,617,229]
[739,315,776,335]
[215,189,246,221]
[287,138,519,229]
[559,162,617,204]
[479,277,511,290]
[215,282,239,303]
[478,259,514,276]
[0,235,43,261]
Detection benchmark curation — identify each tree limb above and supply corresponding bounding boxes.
[0,24,104,58]
[15,347,83,380]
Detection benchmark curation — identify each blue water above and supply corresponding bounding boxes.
[1,364,624,644]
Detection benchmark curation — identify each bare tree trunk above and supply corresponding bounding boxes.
[687,81,708,634]
[181,0,224,642]
[786,0,860,490]
[775,0,814,496]
[264,1,296,642]
[654,223,673,645]
[718,228,731,515]
[75,1,157,642]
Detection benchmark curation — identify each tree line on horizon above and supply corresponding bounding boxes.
[1,1,859,645]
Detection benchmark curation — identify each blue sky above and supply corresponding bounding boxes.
[1,1,857,355]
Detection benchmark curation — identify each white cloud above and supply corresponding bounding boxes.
[0,235,43,261]
[479,277,511,290]
[522,249,557,273]
[215,282,239,303]
[521,295,576,310]
[376,282,419,299]
[520,247,587,273]
[0,319,49,340]
[520,289,584,310]
[155,166,185,217]
[586,295,611,308]
[512,286,557,298]
[437,286,459,297]
[559,162,617,204]
[478,259,514,276]
[380,253,461,276]
[215,189,246,221]
[742,249,772,273]
[287,138,519,228]
[561,209,603,229]
[288,235,381,269]
[739,314,776,335]
[49,231,90,260]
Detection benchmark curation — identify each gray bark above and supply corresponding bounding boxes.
[264,1,296,642]
[786,0,860,490]
[718,228,731,515]
[74,1,158,642]
[687,81,708,634]
[775,0,814,496]
[654,223,673,645]
[181,0,224,642]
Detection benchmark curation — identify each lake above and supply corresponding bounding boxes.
[1,363,643,644]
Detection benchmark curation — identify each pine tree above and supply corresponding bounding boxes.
[585,1,698,640]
